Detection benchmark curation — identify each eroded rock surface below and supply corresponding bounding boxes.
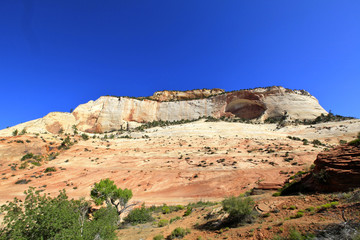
[0,86,327,134]
[282,142,360,194]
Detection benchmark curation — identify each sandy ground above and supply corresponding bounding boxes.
[0,120,359,206]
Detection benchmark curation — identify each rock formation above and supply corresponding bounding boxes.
[281,141,360,194]
[0,86,327,134]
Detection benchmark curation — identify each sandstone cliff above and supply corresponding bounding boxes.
[281,141,360,194]
[0,86,327,134]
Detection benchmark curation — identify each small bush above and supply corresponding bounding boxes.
[312,139,324,146]
[175,205,185,210]
[305,206,315,212]
[15,179,31,184]
[339,140,347,145]
[44,167,56,173]
[157,219,169,227]
[162,205,171,214]
[183,206,192,216]
[21,153,34,161]
[170,216,181,223]
[222,196,256,224]
[153,234,164,240]
[81,133,89,141]
[170,227,191,239]
[292,211,304,218]
[12,129,18,136]
[124,205,153,225]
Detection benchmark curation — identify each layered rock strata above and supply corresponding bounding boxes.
[0,86,327,134]
[282,143,360,194]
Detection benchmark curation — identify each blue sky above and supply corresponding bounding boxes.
[0,0,359,129]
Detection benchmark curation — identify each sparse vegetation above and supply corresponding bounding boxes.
[169,227,191,239]
[12,129,18,136]
[81,133,89,141]
[157,219,169,227]
[153,234,165,240]
[0,187,118,239]
[44,167,57,173]
[222,195,257,224]
[58,136,73,149]
[124,204,153,225]
[183,206,192,216]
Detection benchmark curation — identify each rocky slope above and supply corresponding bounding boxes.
[0,86,327,135]
[282,141,360,194]
[1,119,359,206]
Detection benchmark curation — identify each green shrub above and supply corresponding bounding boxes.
[0,188,118,239]
[44,167,56,173]
[12,129,18,136]
[312,139,323,146]
[21,153,34,161]
[291,211,304,218]
[170,216,181,223]
[221,196,256,224]
[162,205,171,214]
[339,140,347,145]
[183,206,192,216]
[305,206,315,212]
[170,227,191,239]
[72,125,78,135]
[175,204,185,210]
[153,234,165,240]
[59,136,72,149]
[81,133,89,141]
[15,179,31,184]
[157,219,169,227]
[124,205,153,225]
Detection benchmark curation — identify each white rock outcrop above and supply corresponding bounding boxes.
[0,86,327,134]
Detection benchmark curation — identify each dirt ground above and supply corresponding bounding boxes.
[0,119,359,239]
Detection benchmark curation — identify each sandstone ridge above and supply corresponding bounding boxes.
[1,86,327,134]
[282,142,360,194]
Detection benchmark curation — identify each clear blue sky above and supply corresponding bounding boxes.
[1,1,359,129]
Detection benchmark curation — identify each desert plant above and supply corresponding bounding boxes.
[161,205,171,214]
[72,125,78,135]
[59,136,72,149]
[153,234,165,240]
[169,227,191,239]
[81,133,89,141]
[157,219,169,227]
[21,153,34,161]
[12,129,18,136]
[183,206,192,216]
[124,204,153,225]
[44,167,56,173]
[170,216,181,223]
[222,196,256,224]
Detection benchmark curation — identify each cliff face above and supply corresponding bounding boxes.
[1,86,327,134]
